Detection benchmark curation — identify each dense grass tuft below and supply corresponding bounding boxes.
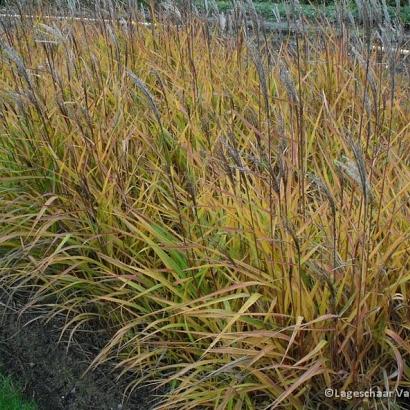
[0,372,37,410]
[0,5,409,409]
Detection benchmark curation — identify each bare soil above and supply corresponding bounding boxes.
[0,292,155,410]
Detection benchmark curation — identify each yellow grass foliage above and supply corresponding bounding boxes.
[0,13,409,409]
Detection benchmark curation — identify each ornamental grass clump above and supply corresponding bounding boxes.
[0,3,409,409]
